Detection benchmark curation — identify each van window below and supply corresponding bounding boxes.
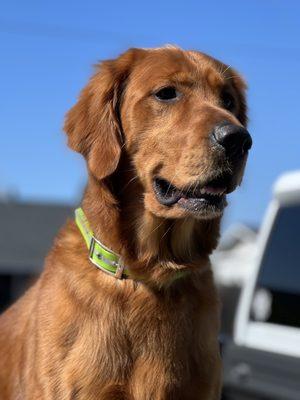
[251,204,300,328]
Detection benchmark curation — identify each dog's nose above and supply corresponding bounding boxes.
[211,122,252,158]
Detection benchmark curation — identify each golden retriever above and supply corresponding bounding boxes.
[0,46,251,399]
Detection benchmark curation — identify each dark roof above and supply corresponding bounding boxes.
[0,201,74,273]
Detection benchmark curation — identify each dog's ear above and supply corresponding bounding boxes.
[64,48,144,180]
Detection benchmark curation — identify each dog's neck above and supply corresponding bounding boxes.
[81,172,221,283]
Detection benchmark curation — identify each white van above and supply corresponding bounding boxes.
[222,171,300,400]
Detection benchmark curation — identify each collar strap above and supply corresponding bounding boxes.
[75,207,189,283]
[75,208,129,279]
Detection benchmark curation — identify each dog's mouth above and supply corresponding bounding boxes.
[153,173,236,216]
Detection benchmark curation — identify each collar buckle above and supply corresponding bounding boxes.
[88,236,125,279]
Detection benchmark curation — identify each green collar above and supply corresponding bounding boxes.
[75,208,129,279]
[75,207,189,283]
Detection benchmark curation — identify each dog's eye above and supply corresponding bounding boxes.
[222,91,235,111]
[154,87,179,101]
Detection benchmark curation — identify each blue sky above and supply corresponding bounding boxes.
[1,1,300,229]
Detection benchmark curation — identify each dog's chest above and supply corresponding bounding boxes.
[123,285,220,398]
[54,281,220,399]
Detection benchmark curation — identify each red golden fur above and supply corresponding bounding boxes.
[0,46,250,399]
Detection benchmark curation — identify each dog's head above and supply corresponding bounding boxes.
[65,46,251,221]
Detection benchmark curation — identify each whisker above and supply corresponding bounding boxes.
[165,169,180,196]
[121,175,139,192]
[185,180,194,197]
[225,75,239,80]
[221,65,231,75]
[192,183,198,197]
[145,220,165,240]
[161,221,175,241]
[123,167,137,173]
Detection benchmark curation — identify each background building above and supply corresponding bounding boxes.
[0,200,72,311]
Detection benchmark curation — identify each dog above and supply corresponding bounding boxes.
[0,46,251,399]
